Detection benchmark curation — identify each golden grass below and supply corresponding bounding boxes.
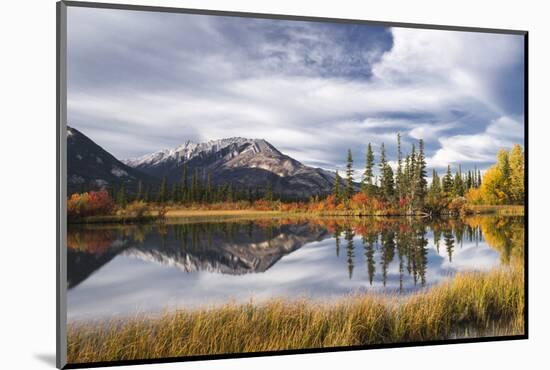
[164,209,282,218]
[467,205,524,216]
[74,209,283,224]
[67,267,524,364]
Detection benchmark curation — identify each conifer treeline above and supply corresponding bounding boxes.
[110,164,273,207]
[333,134,484,213]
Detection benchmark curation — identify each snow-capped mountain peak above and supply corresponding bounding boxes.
[122,137,271,168]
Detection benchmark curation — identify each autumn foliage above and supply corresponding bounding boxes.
[465,145,524,205]
[68,190,115,219]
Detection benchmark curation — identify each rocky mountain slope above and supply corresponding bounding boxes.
[123,137,341,199]
[67,126,158,194]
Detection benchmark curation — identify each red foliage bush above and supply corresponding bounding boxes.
[67,190,115,219]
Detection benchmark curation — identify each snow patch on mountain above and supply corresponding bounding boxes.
[111,167,128,177]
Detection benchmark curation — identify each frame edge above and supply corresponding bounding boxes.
[57,1,68,369]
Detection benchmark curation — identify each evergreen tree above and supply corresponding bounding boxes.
[396,133,404,199]
[191,170,198,202]
[265,181,273,202]
[109,185,116,200]
[181,164,188,202]
[226,183,234,202]
[344,149,354,200]
[361,143,375,195]
[410,144,417,191]
[143,186,149,203]
[206,173,212,203]
[116,183,127,208]
[429,169,441,197]
[333,170,342,202]
[136,180,143,201]
[379,143,395,201]
[171,183,178,202]
[443,165,453,194]
[413,139,427,209]
[453,169,465,197]
[158,177,167,204]
[403,154,411,198]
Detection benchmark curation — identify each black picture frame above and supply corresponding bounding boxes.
[56,1,529,368]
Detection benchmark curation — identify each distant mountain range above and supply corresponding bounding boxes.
[67,126,345,198]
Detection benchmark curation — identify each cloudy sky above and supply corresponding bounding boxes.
[67,7,525,176]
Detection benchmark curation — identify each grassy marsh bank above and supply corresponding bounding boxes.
[465,205,524,216]
[70,205,524,225]
[67,267,524,364]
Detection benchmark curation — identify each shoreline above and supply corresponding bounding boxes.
[68,205,524,225]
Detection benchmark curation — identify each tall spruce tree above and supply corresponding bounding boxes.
[379,143,395,201]
[453,167,464,197]
[181,164,188,202]
[158,177,167,204]
[443,165,453,194]
[116,183,127,208]
[206,173,212,203]
[344,149,354,200]
[136,180,143,201]
[143,186,149,203]
[409,144,417,201]
[361,143,375,195]
[226,183,233,202]
[265,181,273,202]
[333,170,342,202]
[190,171,198,202]
[396,133,404,199]
[403,154,411,199]
[413,139,427,209]
[171,183,178,202]
[429,169,441,196]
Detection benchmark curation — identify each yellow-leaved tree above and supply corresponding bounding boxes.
[509,144,524,204]
[476,145,524,205]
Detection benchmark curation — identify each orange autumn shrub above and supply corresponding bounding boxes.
[68,190,115,219]
[253,199,272,211]
[324,195,337,210]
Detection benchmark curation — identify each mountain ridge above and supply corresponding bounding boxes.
[67,128,349,199]
[122,136,341,199]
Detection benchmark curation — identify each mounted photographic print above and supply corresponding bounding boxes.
[56,1,527,368]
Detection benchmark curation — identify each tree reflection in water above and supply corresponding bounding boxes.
[67,215,524,291]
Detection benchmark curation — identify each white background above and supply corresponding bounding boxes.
[0,0,547,369]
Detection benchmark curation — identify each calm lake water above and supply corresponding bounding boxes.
[67,216,524,321]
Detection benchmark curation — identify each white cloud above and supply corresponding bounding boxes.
[409,123,456,141]
[67,10,524,174]
[427,115,524,169]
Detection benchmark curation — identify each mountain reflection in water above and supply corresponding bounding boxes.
[67,216,524,321]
